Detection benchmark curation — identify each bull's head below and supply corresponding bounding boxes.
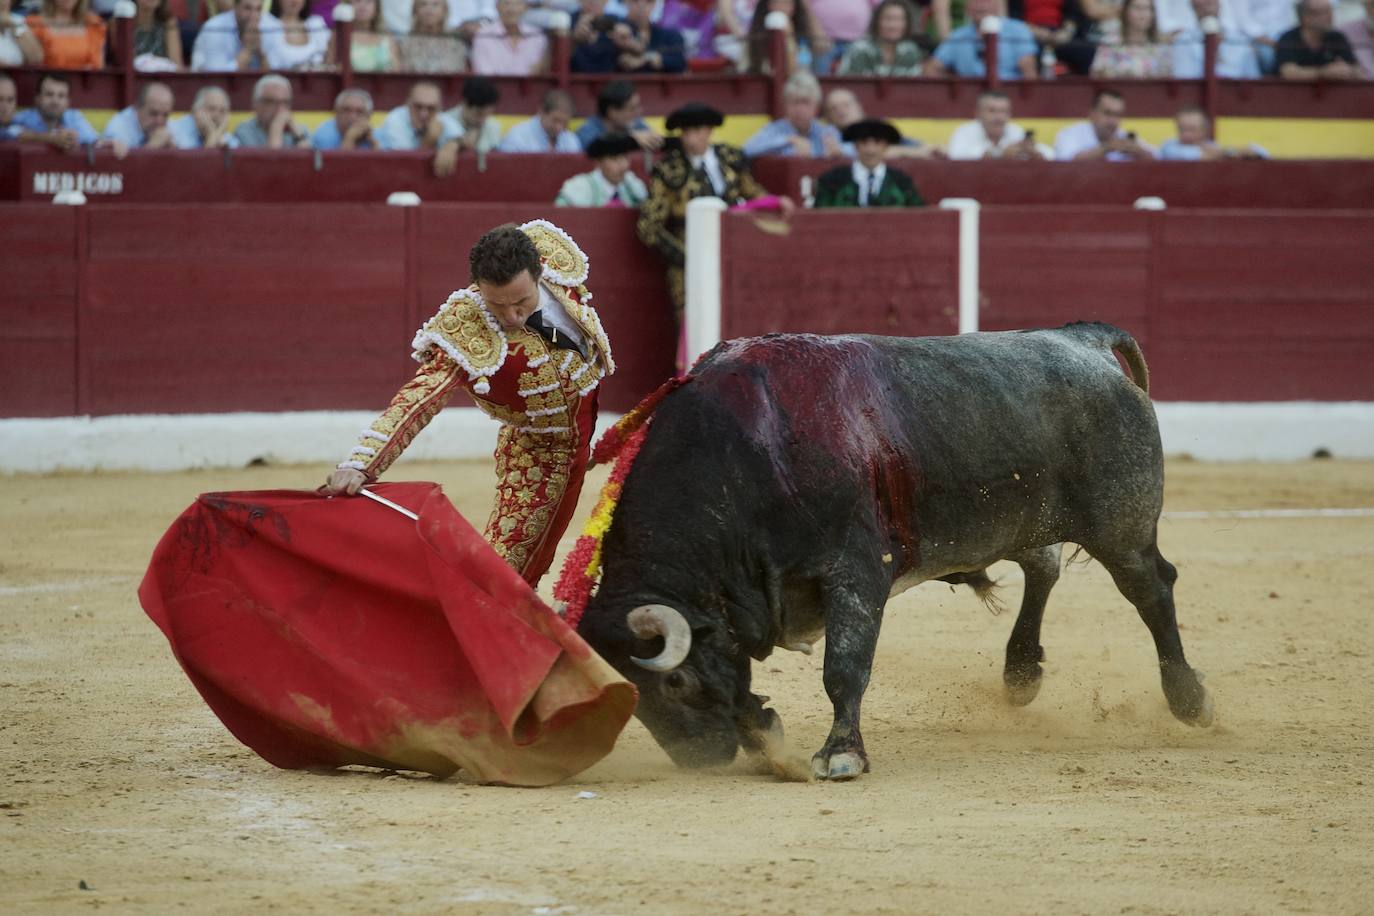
[585,602,765,768]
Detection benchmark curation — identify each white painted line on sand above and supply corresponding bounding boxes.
[0,576,132,597]
[1162,508,1374,520]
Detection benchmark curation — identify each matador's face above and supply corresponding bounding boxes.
[479,269,541,332]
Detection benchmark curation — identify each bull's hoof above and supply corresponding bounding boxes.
[811,750,869,781]
[1003,665,1043,707]
[1165,668,1214,728]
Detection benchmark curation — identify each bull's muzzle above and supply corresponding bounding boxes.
[627,604,692,672]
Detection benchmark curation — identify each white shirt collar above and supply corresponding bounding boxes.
[535,284,585,349]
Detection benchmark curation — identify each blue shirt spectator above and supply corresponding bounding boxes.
[13,107,98,145]
[191,3,282,71]
[312,88,377,150]
[375,104,463,150]
[169,115,240,148]
[616,0,686,73]
[929,15,1038,80]
[1172,29,1261,78]
[575,113,651,149]
[497,112,582,152]
[742,116,842,158]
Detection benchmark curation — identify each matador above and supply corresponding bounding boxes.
[324,220,615,585]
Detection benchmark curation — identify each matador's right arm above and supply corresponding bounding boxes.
[336,352,465,480]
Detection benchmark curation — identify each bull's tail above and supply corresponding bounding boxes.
[1065,322,1149,394]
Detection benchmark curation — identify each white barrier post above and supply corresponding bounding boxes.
[685,196,727,364]
[1134,196,1167,210]
[938,197,981,334]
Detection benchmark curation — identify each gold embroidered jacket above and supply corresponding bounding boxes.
[636,143,767,268]
[338,220,616,482]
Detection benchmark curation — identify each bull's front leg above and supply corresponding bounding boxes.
[813,579,885,781]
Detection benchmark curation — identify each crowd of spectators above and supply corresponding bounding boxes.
[0,0,1366,78]
[1,64,1275,172]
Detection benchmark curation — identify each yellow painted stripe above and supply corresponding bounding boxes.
[76,110,1374,159]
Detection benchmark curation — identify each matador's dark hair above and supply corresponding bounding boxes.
[469,224,542,286]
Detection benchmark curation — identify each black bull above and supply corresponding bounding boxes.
[576,324,1213,780]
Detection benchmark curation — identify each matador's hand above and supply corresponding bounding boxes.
[323,468,368,495]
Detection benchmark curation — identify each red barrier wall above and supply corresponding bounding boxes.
[3,203,1370,419]
[722,210,961,339]
[6,147,1374,210]
[0,204,675,418]
[720,207,1374,402]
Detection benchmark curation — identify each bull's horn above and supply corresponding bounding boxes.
[627,605,692,672]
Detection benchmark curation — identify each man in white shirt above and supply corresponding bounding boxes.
[947,90,1051,160]
[1054,89,1156,162]
[191,0,282,71]
[376,81,463,150]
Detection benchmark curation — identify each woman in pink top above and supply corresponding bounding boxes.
[471,0,549,75]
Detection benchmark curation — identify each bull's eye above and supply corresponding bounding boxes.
[661,669,700,699]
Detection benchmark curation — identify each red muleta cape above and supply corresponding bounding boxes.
[139,482,637,786]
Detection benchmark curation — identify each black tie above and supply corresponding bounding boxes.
[867,172,880,207]
[526,311,583,357]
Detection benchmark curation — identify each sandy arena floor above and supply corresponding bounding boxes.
[2,458,1372,915]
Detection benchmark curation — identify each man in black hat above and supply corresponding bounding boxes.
[814,119,924,209]
[637,102,790,317]
[555,132,649,208]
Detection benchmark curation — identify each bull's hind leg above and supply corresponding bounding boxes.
[812,566,889,781]
[1093,542,1213,727]
[1003,544,1063,706]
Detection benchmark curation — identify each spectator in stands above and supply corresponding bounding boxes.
[312,87,376,148]
[101,81,176,148]
[233,73,309,147]
[812,0,886,73]
[169,85,238,148]
[377,80,463,149]
[742,70,843,157]
[638,102,790,322]
[345,0,400,72]
[401,0,470,72]
[576,78,663,150]
[570,0,622,72]
[267,0,332,69]
[1171,0,1261,78]
[0,72,17,142]
[925,0,1039,79]
[715,0,758,66]
[612,0,688,71]
[192,0,282,71]
[744,0,831,73]
[1341,0,1374,78]
[13,72,126,156]
[132,0,185,70]
[472,0,549,73]
[441,76,502,152]
[24,0,105,69]
[1053,88,1156,160]
[1023,0,1079,74]
[1090,0,1173,76]
[658,0,719,61]
[0,0,44,68]
[837,0,926,75]
[445,0,496,40]
[822,86,941,157]
[814,119,924,207]
[1078,0,1125,47]
[556,132,649,206]
[498,88,581,151]
[1159,105,1265,159]
[948,89,1051,159]
[1275,0,1359,78]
